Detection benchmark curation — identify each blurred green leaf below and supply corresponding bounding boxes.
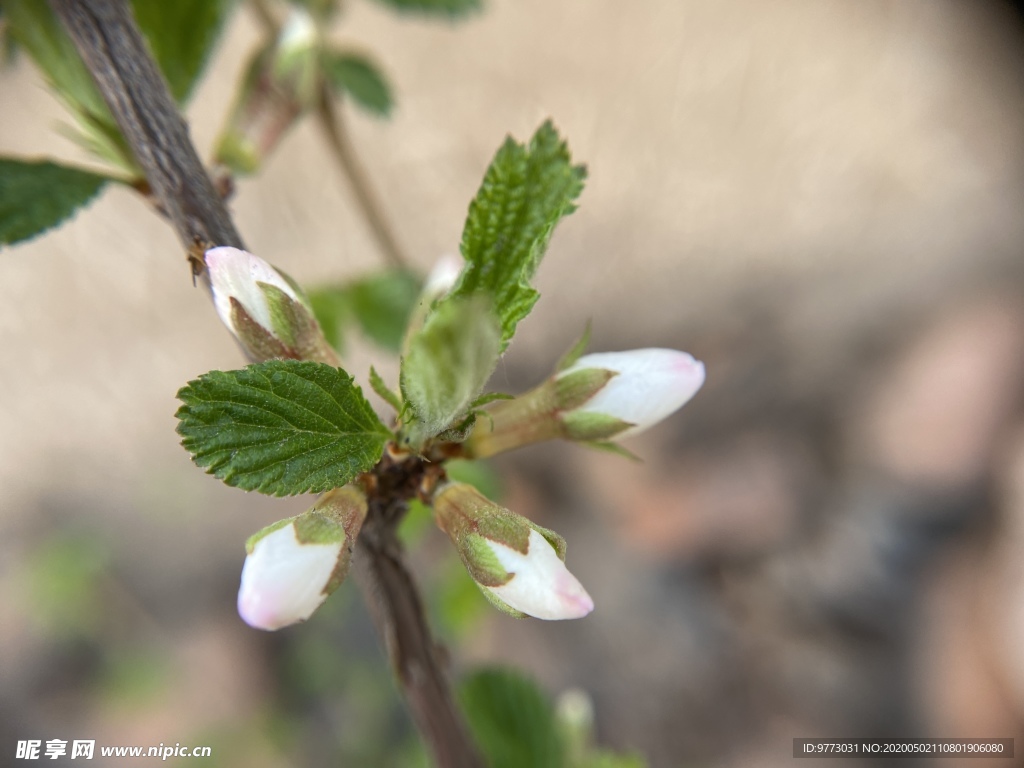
[459,667,565,768]
[130,0,232,104]
[452,120,586,351]
[433,557,488,638]
[309,269,420,353]
[0,159,107,246]
[578,751,648,768]
[400,295,501,440]
[175,361,390,496]
[26,534,109,636]
[445,458,502,500]
[323,50,393,117]
[367,0,482,18]
[100,652,171,707]
[350,270,421,350]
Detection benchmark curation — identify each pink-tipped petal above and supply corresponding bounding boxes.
[237,524,341,631]
[205,246,298,339]
[562,348,705,437]
[485,529,594,620]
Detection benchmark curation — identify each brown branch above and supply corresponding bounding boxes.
[50,2,481,765]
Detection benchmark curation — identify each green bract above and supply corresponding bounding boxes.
[322,51,393,117]
[175,361,390,496]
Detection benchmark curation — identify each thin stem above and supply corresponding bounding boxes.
[316,84,410,270]
[51,2,480,765]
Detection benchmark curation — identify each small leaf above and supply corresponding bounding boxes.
[367,0,482,18]
[469,391,514,408]
[130,0,231,104]
[349,270,421,350]
[400,295,501,442]
[308,270,421,353]
[175,361,391,496]
[369,365,403,413]
[0,159,107,246]
[459,667,565,768]
[452,120,586,351]
[322,50,393,117]
[581,440,641,462]
[557,320,592,371]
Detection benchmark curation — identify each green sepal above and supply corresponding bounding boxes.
[369,366,403,413]
[554,368,615,410]
[461,532,512,587]
[527,522,566,561]
[292,510,347,546]
[475,583,527,618]
[560,411,632,442]
[244,517,293,554]
[580,440,642,462]
[229,298,294,361]
[400,294,501,442]
[556,321,591,371]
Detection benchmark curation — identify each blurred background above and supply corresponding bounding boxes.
[3,0,1024,765]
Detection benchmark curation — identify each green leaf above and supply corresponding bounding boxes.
[400,295,501,441]
[367,0,482,19]
[322,50,393,117]
[175,361,391,496]
[0,159,107,246]
[459,668,565,768]
[452,120,586,351]
[369,365,402,413]
[308,270,421,353]
[349,270,421,350]
[130,0,231,104]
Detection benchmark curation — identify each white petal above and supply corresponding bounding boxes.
[562,348,705,437]
[423,254,464,298]
[484,529,594,620]
[205,247,298,338]
[237,524,341,631]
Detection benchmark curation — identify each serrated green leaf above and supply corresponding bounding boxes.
[175,361,390,496]
[322,50,393,117]
[367,0,481,18]
[400,295,501,442]
[452,120,586,351]
[130,0,231,105]
[0,159,107,246]
[459,667,565,768]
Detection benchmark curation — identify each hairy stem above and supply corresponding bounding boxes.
[50,2,480,765]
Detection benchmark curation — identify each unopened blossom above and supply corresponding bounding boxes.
[204,246,333,363]
[558,348,705,438]
[434,482,593,621]
[237,488,366,631]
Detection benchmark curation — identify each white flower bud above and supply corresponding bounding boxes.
[559,349,705,438]
[433,482,593,621]
[237,488,366,631]
[206,246,300,340]
[422,254,463,299]
[483,529,594,621]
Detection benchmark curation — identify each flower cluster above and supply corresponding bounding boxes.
[205,247,704,627]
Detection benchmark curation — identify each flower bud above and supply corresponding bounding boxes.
[205,246,335,363]
[237,487,366,630]
[558,349,705,439]
[433,483,593,620]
